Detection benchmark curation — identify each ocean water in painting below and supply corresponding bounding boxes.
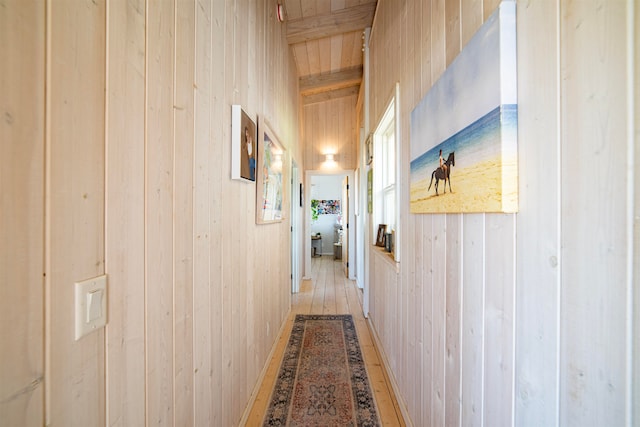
[408,2,518,213]
[410,104,518,212]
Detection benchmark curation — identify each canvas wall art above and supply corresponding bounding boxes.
[231,104,257,182]
[409,1,518,213]
[316,200,341,215]
[256,121,285,224]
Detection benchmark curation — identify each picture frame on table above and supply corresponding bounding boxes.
[375,224,387,247]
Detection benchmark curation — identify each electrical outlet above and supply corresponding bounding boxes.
[74,275,107,340]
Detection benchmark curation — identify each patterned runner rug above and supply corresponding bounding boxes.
[263,314,380,426]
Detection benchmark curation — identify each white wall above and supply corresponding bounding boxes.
[364,0,639,426]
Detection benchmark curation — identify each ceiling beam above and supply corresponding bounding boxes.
[286,2,376,45]
[299,66,363,95]
[302,85,360,105]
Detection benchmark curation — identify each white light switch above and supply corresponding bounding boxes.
[86,289,103,322]
[75,275,107,340]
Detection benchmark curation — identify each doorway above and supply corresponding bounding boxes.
[304,170,356,283]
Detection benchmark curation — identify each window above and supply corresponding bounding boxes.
[378,112,395,230]
[372,83,400,261]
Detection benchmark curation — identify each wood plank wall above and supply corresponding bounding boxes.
[303,95,358,171]
[1,0,300,425]
[0,1,45,426]
[48,1,107,424]
[365,0,638,426]
[106,0,146,424]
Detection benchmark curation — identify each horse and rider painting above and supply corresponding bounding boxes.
[409,2,518,214]
[428,149,455,196]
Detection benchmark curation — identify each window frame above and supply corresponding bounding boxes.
[371,83,401,262]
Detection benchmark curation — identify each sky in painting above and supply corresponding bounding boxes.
[410,1,516,161]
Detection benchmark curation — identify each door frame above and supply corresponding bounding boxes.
[290,160,303,293]
[304,170,356,281]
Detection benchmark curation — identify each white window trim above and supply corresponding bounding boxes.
[372,82,401,262]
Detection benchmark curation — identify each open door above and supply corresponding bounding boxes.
[342,176,349,278]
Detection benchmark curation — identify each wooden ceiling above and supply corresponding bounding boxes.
[281,0,378,105]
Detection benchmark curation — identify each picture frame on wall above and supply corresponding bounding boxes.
[365,134,373,165]
[231,104,257,182]
[315,200,341,215]
[409,3,518,214]
[299,183,304,207]
[256,120,285,224]
[375,224,387,247]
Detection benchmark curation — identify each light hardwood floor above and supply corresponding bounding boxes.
[244,255,405,426]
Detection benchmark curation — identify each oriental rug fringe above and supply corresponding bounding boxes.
[263,314,380,427]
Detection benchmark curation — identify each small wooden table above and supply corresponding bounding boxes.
[333,243,342,260]
[311,235,322,257]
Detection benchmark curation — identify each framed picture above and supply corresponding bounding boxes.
[256,120,285,224]
[375,224,387,247]
[299,183,304,207]
[231,105,256,182]
[365,134,373,165]
[409,2,517,213]
[316,200,341,215]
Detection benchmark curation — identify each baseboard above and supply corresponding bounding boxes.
[239,309,291,426]
[366,317,413,427]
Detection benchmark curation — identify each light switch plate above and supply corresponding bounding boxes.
[75,274,107,340]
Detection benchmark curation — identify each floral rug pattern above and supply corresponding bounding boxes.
[263,314,380,426]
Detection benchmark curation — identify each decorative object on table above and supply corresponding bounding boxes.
[256,120,285,224]
[375,224,387,247]
[231,105,256,182]
[262,315,380,426]
[385,232,392,252]
[409,2,518,213]
[333,243,342,260]
[391,229,395,255]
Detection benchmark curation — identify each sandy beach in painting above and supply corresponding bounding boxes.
[410,156,518,213]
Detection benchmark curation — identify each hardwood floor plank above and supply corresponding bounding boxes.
[244,255,404,426]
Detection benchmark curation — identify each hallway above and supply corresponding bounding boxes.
[244,256,405,426]
[3,1,637,425]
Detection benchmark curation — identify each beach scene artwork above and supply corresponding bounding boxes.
[410,1,518,214]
